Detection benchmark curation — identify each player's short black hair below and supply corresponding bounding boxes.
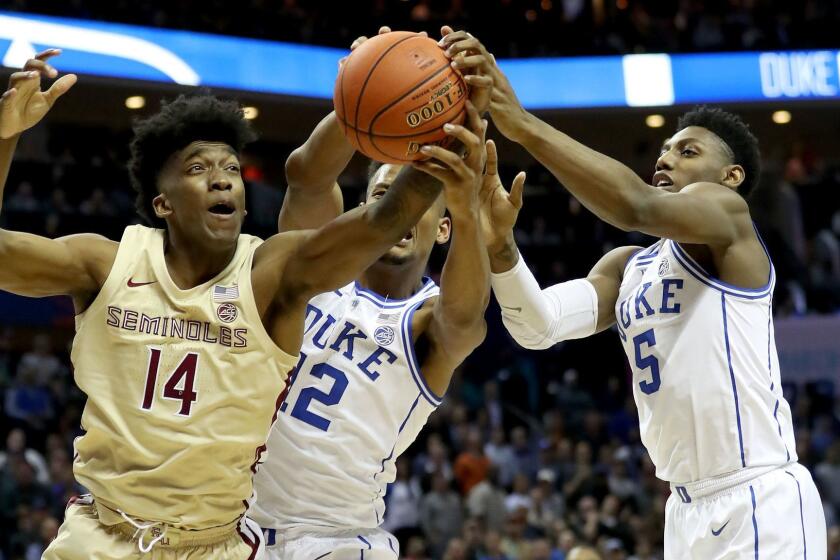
[128,95,257,226]
[677,106,761,198]
[365,159,446,217]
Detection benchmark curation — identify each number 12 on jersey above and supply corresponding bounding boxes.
[282,352,350,432]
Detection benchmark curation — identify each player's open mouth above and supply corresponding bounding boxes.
[208,202,235,216]
[396,229,414,246]
[653,172,673,188]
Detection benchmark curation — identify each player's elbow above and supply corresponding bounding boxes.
[284,147,318,190]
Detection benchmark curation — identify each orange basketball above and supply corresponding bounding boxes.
[334,31,467,164]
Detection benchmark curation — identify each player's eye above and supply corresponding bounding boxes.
[226,164,240,172]
[681,148,696,156]
[188,164,204,172]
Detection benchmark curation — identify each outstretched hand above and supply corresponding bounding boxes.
[0,49,77,140]
[439,26,492,115]
[439,28,531,142]
[412,100,487,218]
[479,139,526,252]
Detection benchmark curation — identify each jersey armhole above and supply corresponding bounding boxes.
[75,225,144,322]
[239,239,300,369]
[401,297,443,407]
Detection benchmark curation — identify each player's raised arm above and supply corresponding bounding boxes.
[477,140,638,348]
[411,101,490,393]
[441,31,753,249]
[279,27,393,233]
[0,50,116,306]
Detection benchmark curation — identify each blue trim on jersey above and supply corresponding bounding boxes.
[374,394,422,483]
[401,300,443,406]
[623,242,661,276]
[353,277,435,308]
[358,535,372,549]
[313,553,331,560]
[371,393,423,524]
[623,248,644,275]
[670,240,774,300]
[721,294,747,467]
[635,251,659,264]
[388,537,396,554]
[785,471,807,559]
[750,485,759,560]
[766,300,790,461]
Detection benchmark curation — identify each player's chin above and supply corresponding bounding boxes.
[379,246,413,265]
[204,214,242,240]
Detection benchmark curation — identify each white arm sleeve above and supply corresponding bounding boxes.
[490,256,598,349]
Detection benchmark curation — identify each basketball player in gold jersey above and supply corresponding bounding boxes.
[0,51,449,559]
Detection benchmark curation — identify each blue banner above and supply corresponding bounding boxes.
[2,11,840,109]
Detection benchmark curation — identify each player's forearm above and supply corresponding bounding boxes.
[0,135,20,215]
[488,231,520,274]
[286,166,442,298]
[492,252,598,349]
[285,112,354,192]
[437,213,491,328]
[514,114,653,230]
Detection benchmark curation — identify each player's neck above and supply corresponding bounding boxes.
[359,261,426,300]
[163,231,237,289]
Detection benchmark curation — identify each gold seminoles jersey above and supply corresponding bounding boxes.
[71,225,296,529]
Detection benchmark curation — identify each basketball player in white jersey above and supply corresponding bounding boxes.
[441,30,827,559]
[250,54,497,560]
[0,51,448,559]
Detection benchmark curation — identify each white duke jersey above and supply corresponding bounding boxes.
[616,236,796,484]
[252,278,442,530]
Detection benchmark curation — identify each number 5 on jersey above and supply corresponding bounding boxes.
[141,347,199,416]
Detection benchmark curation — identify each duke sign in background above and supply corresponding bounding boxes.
[2,11,840,109]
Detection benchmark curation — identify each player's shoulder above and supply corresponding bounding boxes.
[253,230,312,266]
[58,233,119,283]
[680,181,749,212]
[602,245,646,273]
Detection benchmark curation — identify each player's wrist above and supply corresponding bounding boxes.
[488,233,519,273]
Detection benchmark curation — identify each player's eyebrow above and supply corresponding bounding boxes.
[183,145,237,162]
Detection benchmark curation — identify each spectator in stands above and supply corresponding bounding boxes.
[78,187,116,216]
[528,468,565,532]
[5,181,40,213]
[479,529,508,560]
[383,457,421,544]
[567,544,602,560]
[510,426,538,480]
[455,427,491,495]
[4,365,54,432]
[485,427,517,488]
[0,429,49,485]
[466,465,507,533]
[419,472,463,558]
[817,442,840,512]
[17,334,62,387]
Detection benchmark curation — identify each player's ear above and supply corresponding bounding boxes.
[721,164,744,190]
[436,216,451,244]
[153,193,173,219]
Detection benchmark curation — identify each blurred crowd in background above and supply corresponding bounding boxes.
[4,0,840,57]
[0,1,839,558]
[0,118,838,559]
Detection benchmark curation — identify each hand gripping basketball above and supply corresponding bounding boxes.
[334,31,468,164]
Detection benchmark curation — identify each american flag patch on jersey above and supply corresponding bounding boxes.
[212,284,239,301]
[377,312,400,324]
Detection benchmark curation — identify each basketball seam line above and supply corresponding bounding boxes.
[368,66,464,161]
[367,61,454,133]
[334,111,464,138]
[368,103,465,162]
[352,34,420,152]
